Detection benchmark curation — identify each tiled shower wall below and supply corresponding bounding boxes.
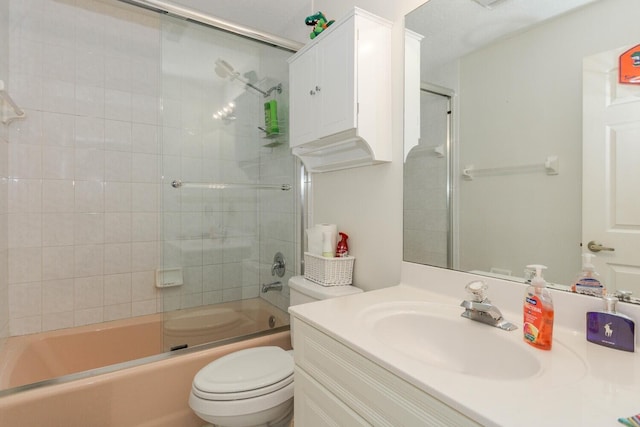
[6,0,297,336]
[7,0,163,335]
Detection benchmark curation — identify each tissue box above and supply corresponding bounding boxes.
[304,252,355,286]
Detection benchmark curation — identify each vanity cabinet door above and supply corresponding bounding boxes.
[295,366,370,427]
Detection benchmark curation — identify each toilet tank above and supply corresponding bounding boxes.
[289,275,363,306]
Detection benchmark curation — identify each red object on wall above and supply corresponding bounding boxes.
[619,43,640,84]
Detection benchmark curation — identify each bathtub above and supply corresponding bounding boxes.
[0,298,289,390]
[0,299,291,426]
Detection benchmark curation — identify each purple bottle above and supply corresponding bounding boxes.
[586,296,635,352]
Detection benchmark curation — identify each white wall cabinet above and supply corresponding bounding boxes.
[293,318,483,426]
[288,8,392,173]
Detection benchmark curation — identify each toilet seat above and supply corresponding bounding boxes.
[192,346,294,401]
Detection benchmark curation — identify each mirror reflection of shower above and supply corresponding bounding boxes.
[214,58,282,98]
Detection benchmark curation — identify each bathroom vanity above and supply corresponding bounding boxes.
[290,263,640,426]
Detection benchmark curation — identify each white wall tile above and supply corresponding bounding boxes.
[74,213,104,244]
[131,299,156,316]
[75,181,105,213]
[8,179,41,213]
[105,88,132,121]
[132,123,158,154]
[105,120,132,152]
[42,146,74,179]
[105,212,132,243]
[8,213,42,248]
[42,213,74,246]
[42,311,74,332]
[10,316,42,335]
[105,151,132,182]
[74,307,103,326]
[76,84,105,118]
[42,79,75,114]
[74,276,104,309]
[104,242,131,274]
[104,273,132,305]
[74,244,104,278]
[131,270,155,301]
[8,247,42,284]
[131,153,158,183]
[104,303,131,321]
[75,148,104,181]
[131,241,157,272]
[42,246,75,280]
[42,180,74,212]
[42,279,74,313]
[9,143,42,179]
[105,54,132,92]
[9,282,42,317]
[104,182,131,212]
[131,212,157,242]
[42,112,75,147]
[131,183,157,212]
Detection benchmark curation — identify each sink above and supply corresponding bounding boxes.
[358,301,541,380]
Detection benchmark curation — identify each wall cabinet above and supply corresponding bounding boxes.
[293,319,482,426]
[288,8,392,172]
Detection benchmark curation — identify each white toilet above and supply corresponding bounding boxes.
[189,275,363,427]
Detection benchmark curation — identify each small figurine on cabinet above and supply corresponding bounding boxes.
[305,11,335,39]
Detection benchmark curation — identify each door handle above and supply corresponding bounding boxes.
[587,240,615,253]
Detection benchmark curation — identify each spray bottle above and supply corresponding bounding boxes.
[336,232,349,257]
[523,264,554,350]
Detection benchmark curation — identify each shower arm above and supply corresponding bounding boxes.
[246,82,282,98]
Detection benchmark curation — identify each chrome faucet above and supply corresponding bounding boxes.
[460,280,517,331]
[261,281,282,293]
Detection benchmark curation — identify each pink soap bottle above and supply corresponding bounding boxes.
[336,232,349,257]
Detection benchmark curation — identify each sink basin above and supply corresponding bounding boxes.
[359,301,541,380]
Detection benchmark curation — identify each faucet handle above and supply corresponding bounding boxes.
[465,280,488,302]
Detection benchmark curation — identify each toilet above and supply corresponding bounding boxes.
[188,275,363,427]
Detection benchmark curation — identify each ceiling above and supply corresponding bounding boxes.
[405,0,598,70]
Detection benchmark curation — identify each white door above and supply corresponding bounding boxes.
[583,45,640,297]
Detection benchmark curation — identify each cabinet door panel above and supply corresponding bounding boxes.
[289,48,318,147]
[317,20,356,137]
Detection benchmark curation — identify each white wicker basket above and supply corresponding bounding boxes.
[304,252,355,286]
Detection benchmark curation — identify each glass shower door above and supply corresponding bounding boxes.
[158,15,297,351]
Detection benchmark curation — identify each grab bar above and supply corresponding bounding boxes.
[171,180,291,191]
[0,80,26,124]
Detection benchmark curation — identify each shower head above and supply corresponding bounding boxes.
[214,58,281,98]
[215,59,239,80]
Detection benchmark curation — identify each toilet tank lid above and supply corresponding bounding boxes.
[289,276,363,300]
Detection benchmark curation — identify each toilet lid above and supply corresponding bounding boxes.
[193,347,294,397]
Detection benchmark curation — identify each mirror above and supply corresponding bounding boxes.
[404,0,640,300]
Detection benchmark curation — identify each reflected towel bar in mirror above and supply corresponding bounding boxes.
[462,156,559,180]
[171,180,291,191]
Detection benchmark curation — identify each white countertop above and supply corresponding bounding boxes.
[290,283,640,427]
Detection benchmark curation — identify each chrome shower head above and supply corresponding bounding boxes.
[214,59,238,80]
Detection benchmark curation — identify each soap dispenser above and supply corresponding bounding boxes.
[586,295,635,352]
[572,253,605,297]
[523,264,554,350]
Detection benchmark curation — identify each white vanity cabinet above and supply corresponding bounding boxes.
[288,8,392,172]
[292,318,482,427]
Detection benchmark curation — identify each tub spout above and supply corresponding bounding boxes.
[261,281,282,293]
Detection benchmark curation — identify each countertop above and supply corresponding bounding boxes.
[289,283,640,427]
